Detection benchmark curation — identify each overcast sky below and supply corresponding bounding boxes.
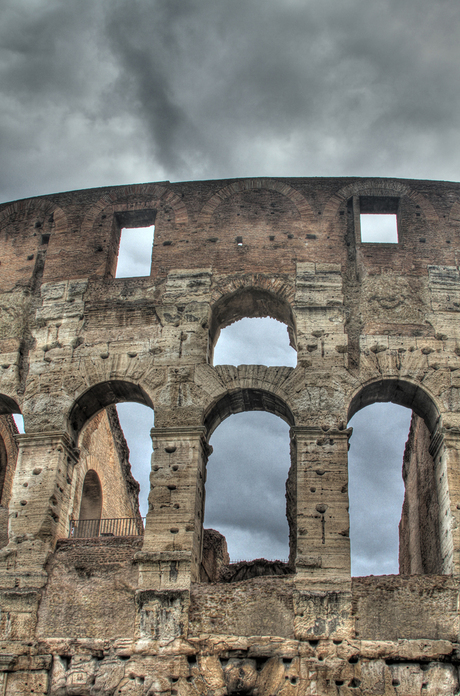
[3,0,459,574]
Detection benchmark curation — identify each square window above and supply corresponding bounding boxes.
[115,225,155,278]
[360,214,398,243]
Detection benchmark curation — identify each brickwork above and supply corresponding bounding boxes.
[0,177,460,693]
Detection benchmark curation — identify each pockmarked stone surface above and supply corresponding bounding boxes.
[0,177,460,693]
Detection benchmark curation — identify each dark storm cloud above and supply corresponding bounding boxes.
[103,0,460,180]
[2,0,460,203]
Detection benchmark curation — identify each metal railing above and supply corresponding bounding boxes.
[69,517,145,539]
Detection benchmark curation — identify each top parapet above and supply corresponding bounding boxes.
[0,176,459,291]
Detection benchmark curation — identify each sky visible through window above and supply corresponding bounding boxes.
[360,214,398,243]
[115,226,155,278]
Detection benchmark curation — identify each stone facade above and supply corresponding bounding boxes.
[0,177,459,693]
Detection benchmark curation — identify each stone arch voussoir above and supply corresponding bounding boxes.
[347,375,441,435]
[198,365,296,438]
[210,274,295,307]
[68,357,165,435]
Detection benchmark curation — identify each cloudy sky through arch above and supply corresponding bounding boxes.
[2,0,459,573]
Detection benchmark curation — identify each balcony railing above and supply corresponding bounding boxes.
[69,517,145,539]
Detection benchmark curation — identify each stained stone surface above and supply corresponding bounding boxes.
[0,177,460,693]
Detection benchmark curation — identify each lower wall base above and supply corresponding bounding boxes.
[0,636,458,695]
[0,539,459,694]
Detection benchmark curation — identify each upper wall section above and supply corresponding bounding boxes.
[0,177,459,290]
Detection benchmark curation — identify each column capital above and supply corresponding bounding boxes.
[429,425,460,459]
[150,426,207,439]
[151,426,211,457]
[290,426,353,440]
[15,430,79,461]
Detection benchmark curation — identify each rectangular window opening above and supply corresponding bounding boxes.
[115,225,155,278]
[360,214,398,243]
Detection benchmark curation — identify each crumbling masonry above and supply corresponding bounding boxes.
[0,177,459,694]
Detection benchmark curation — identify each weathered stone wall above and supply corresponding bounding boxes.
[399,414,442,574]
[1,177,460,694]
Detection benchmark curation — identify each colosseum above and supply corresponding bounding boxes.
[0,176,459,694]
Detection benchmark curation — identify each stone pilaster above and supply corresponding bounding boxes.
[429,424,460,575]
[291,426,352,584]
[137,425,210,590]
[0,431,78,588]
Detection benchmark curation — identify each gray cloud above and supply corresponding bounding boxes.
[2,0,460,203]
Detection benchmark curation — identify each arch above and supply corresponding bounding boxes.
[210,285,297,355]
[79,469,103,521]
[321,179,439,231]
[197,178,315,226]
[203,388,296,570]
[0,395,21,416]
[80,183,188,237]
[0,197,68,236]
[69,380,154,436]
[448,200,460,224]
[204,387,295,440]
[347,378,443,576]
[347,378,440,434]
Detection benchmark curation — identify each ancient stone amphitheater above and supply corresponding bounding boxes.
[0,177,459,694]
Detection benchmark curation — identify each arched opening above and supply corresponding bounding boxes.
[79,470,103,520]
[0,397,21,549]
[202,389,295,581]
[347,380,442,576]
[76,470,103,537]
[214,317,297,367]
[69,381,154,538]
[210,288,297,366]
